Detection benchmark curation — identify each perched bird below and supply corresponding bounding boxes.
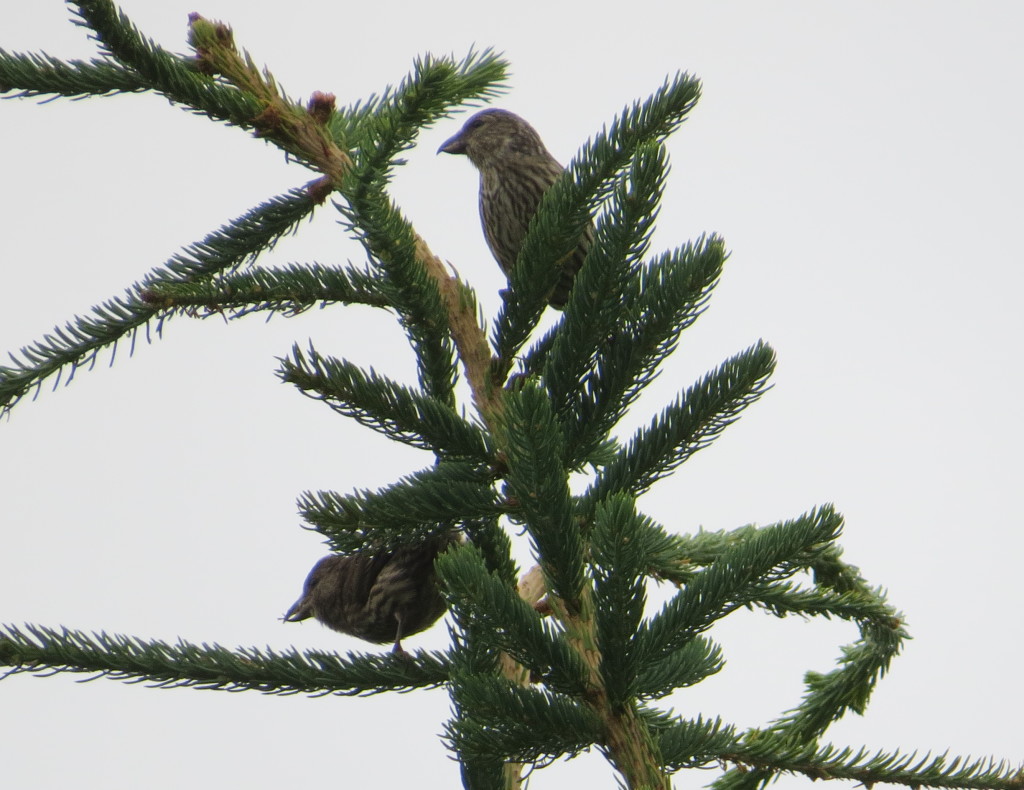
[284,532,459,654]
[437,108,593,308]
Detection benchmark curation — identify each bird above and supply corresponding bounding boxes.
[437,108,593,308]
[283,532,459,654]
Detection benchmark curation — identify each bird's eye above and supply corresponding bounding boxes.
[468,118,485,130]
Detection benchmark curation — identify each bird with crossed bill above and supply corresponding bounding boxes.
[283,532,459,654]
[438,108,593,308]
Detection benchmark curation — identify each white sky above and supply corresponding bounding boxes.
[2,2,1022,788]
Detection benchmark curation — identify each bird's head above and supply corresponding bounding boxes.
[282,554,344,622]
[437,108,548,168]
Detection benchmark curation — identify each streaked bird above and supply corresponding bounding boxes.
[438,108,592,308]
[283,533,459,654]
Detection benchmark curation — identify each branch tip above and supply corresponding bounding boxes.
[307,91,336,126]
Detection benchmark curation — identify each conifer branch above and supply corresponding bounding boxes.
[0,48,144,98]
[570,235,727,452]
[501,385,585,611]
[279,345,492,459]
[543,142,668,428]
[446,674,602,763]
[3,7,1010,788]
[70,0,261,126]
[585,340,775,506]
[141,262,391,317]
[634,636,724,699]
[636,506,844,662]
[0,623,448,696]
[438,544,591,697]
[591,495,652,705]
[715,736,1024,790]
[298,462,502,551]
[652,714,739,770]
[0,187,316,414]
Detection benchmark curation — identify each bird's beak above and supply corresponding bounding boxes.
[437,132,467,155]
[283,597,313,622]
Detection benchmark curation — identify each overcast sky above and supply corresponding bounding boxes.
[3,2,1022,788]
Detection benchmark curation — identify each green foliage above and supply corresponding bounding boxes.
[280,344,492,458]
[446,674,602,763]
[0,623,449,695]
[0,187,317,411]
[0,47,145,97]
[2,4,1018,790]
[439,542,591,697]
[71,0,263,127]
[591,495,650,707]
[584,339,774,505]
[298,461,502,552]
[542,141,670,459]
[501,384,586,611]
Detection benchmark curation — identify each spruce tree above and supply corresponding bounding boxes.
[1,4,1021,790]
